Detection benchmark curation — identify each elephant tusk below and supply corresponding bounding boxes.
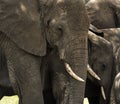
[101,86,106,100]
[65,63,85,82]
[87,64,101,81]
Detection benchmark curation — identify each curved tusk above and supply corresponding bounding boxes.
[101,86,106,100]
[65,63,85,82]
[87,64,101,81]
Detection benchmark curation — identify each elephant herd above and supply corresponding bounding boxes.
[0,0,119,104]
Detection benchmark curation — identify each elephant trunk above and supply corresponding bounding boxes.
[60,35,88,104]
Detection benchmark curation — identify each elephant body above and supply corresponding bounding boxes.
[86,0,120,29]
[0,0,89,104]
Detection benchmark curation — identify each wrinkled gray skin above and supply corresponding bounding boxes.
[86,0,120,29]
[86,27,120,104]
[0,0,89,104]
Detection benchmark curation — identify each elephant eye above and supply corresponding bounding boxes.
[46,20,63,45]
[57,25,63,34]
[53,25,63,40]
[49,19,63,36]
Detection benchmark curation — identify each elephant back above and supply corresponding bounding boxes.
[0,0,46,56]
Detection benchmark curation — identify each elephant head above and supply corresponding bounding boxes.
[43,0,90,81]
[0,0,89,103]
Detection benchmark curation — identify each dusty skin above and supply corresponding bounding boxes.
[0,96,89,104]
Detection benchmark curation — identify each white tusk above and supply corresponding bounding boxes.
[87,64,101,80]
[101,86,106,100]
[65,63,85,82]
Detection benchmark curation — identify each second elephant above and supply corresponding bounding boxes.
[85,30,114,104]
[85,27,120,104]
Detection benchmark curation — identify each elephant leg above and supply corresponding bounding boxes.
[1,34,44,104]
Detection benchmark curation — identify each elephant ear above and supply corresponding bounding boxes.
[0,0,46,56]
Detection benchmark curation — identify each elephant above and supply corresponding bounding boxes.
[84,26,120,104]
[85,28,114,104]
[0,0,89,104]
[85,0,120,29]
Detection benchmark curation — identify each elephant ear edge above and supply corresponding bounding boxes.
[0,0,46,56]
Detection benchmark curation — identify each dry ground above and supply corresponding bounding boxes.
[0,96,89,104]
